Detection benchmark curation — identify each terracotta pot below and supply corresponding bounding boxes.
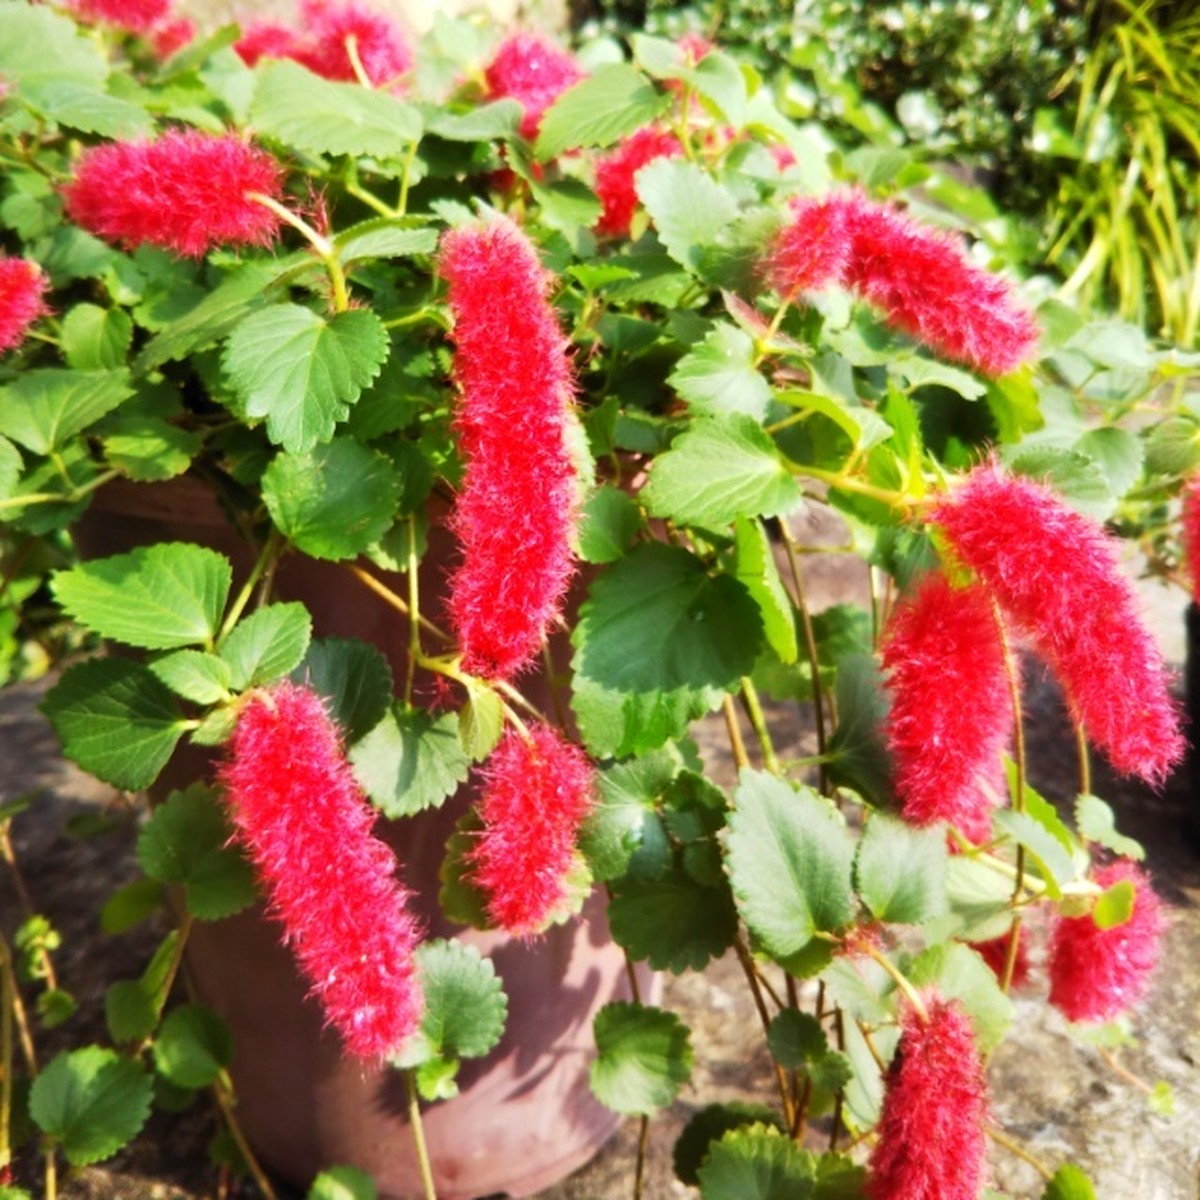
[77,477,645,1200]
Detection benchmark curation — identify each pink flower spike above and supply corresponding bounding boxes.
[867,995,989,1200]
[1048,860,1166,1023]
[295,0,412,87]
[235,20,304,67]
[469,724,595,937]
[0,257,49,355]
[150,16,196,58]
[221,682,423,1061]
[64,0,170,34]
[438,216,579,681]
[881,571,1014,843]
[484,32,583,140]
[1181,476,1200,604]
[63,131,284,259]
[766,194,857,299]
[593,127,682,238]
[932,463,1184,785]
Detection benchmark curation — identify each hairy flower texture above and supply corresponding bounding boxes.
[1181,476,1200,603]
[593,128,682,237]
[64,0,170,34]
[469,724,595,937]
[221,682,423,1060]
[484,32,583,140]
[294,0,412,87]
[439,217,578,680]
[64,131,284,259]
[150,16,196,57]
[881,571,1014,844]
[867,996,989,1200]
[933,463,1184,784]
[970,926,1031,990]
[0,257,49,355]
[1048,859,1166,1023]
[766,194,856,297]
[234,20,303,66]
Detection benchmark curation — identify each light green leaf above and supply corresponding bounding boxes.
[590,1002,693,1116]
[609,870,738,972]
[897,356,986,399]
[775,389,893,454]
[688,51,748,128]
[334,219,438,266]
[855,813,947,925]
[291,637,393,745]
[219,603,312,690]
[636,158,738,274]
[535,63,670,159]
[643,415,800,528]
[41,660,187,791]
[457,679,504,761]
[102,420,202,483]
[223,305,389,452]
[0,3,107,94]
[732,517,798,664]
[906,942,1014,1053]
[1042,1164,1098,1200]
[52,543,231,651]
[424,97,523,141]
[1003,445,1115,521]
[993,810,1077,898]
[696,1125,814,1200]
[579,485,642,565]
[251,61,422,157]
[0,436,21,503]
[152,1005,233,1089]
[1092,879,1136,930]
[30,1047,153,1167]
[669,322,773,420]
[1074,794,1144,860]
[21,80,152,138]
[350,706,471,817]
[0,369,133,455]
[262,438,400,560]
[309,1166,378,1200]
[725,771,855,959]
[1074,427,1143,500]
[149,651,234,705]
[61,305,133,371]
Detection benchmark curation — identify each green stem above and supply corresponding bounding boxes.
[723,694,750,771]
[405,517,421,707]
[863,945,928,1021]
[739,677,781,774]
[633,1114,650,1200]
[213,1071,279,1200]
[346,563,451,644]
[405,1070,439,1200]
[788,463,913,511]
[397,139,420,216]
[344,181,397,217]
[246,192,350,313]
[732,937,794,1127]
[215,531,283,650]
[780,527,829,792]
[987,1126,1054,1181]
[0,468,120,513]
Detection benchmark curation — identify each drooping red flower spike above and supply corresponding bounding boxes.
[484,31,583,140]
[64,130,284,259]
[767,195,858,304]
[438,216,579,681]
[593,127,682,238]
[881,571,1014,844]
[221,681,423,1060]
[64,0,170,35]
[868,994,989,1200]
[1181,475,1200,603]
[970,925,1032,990]
[0,257,49,355]
[234,20,304,67]
[294,0,412,87]
[932,462,1185,785]
[1048,859,1166,1023]
[469,723,595,937]
[150,15,196,58]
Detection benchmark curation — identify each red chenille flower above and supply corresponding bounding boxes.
[234,20,303,66]
[933,463,1184,785]
[1181,475,1200,603]
[766,194,858,299]
[294,0,412,87]
[970,925,1031,990]
[150,16,196,57]
[438,217,578,680]
[868,995,989,1200]
[65,0,170,34]
[593,127,682,237]
[881,571,1014,844]
[221,682,423,1060]
[63,131,284,259]
[1048,859,1166,1023]
[0,257,49,355]
[469,724,595,937]
[484,32,583,140]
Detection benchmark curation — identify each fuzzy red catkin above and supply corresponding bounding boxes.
[484,32,583,140]
[293,0,412,86]
[64,0,170,34]
[881,571,1014,844]
[438,216,579,681]
[867,995,989,1200]
[932,462,1184,785]
[1048,859,1166,1023]
[63,131,284,259]
[469,723,595,937]
[0,257,49,355]
[593,128,682,238]
[221,682,423,1061]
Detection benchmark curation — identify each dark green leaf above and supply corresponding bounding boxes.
[105,980,157,1045]
[100,879,165,935]
[0,369,132,455]
[855,813,947,925]
[636,158,738,274]
[290,637,394,745]
[824,654,891,804]
[578,485,642,565]
[669,322,773,420]
[41,659,187,791]
[609,870,738,972]
[590,1002,693,1116]
[1042,1164,1098,1200]
[37,988,77,1030]
[766,1010,827,1069]
[30,1047,153,1167]
[219,603,312,690]
[673,1104,786,1187]
[102,419,203,483]
[696,1125,815,1199]
[152,1005,234,1089]
[535,63,669,159]
[581,751,679,881]
[732,518,798,664]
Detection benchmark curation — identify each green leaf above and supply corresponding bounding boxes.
[579,485,642,565]
[136,785,257,920]
[732,518,798,664]
[291,637,393,744]
[19,80,151,138]
[30,1047,153,1167]
[1074,427,1143,500]
[309,1166,378,1200]
[993,811,1077,898]
[643,415,800,528]
[897,355,986,399]
[696,1125,814,1200]
[1042,1164,1098,1200]
[424,97,523,141]
[100,879,164,935]
[824,654,891,805]
[725,771,855,960]
[590,1002,693,1116]
[61,305,133,370]
[0,369,133,455]
[152,1005,233,1089]
[1074,793,1144,860]
[149,651,234,705]
[53,543,231,651]
[855,813,947,925]
[906,942,1014,1053]
[581,751,679,881]
[535,63,669,159]
[1003,445,1114,521]
[262,438,400,560]
[775,389,893,455]
[609,870,738,972]
[38,988,77,1030]
[333,220,438,265]
[223,306,389,453]
[251,61,422,157]
[636,158,738,274]
[1092,879,1136,929]
[688,51,748,128]
[669,322,773,421]
[41,660,187,791]
[570,543,762,757]
[350,706,471,817]
[457,679,504,761]
[0,3,107,95]
[105,980,157,1046]
[766,1010,827,1069]
[102,419,203,483]
[674,1105,786,1188]
[219,603,312,690]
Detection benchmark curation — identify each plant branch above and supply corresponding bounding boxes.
[404,1070,439,1200]
[987,1125,1054,1181]
[732,936,794,1127]
[739,677,781,774]
[213,1071,279,1200]
[780,525,829,791]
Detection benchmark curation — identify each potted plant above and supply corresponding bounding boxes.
[0,1,1191,1198]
